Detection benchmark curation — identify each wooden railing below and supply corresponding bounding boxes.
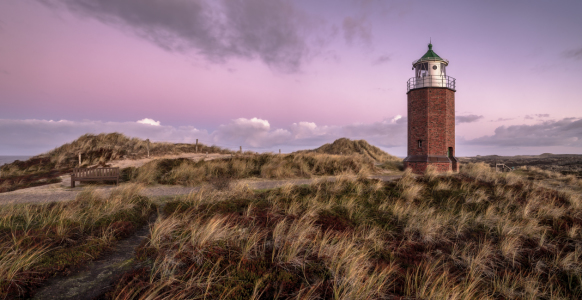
[495,164,513,172]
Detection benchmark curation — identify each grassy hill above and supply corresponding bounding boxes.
[300,138,400,162]
[0,133,231,192]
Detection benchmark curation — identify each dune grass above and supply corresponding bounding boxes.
[1,133,233,179]
[298,137,401,163]
[0,133,233,193]
[104,163,582,299]
[124,153,377,187]
[0,184,155,299]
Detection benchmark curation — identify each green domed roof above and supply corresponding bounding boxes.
[413,43,448,66]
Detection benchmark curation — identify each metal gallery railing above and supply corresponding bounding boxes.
[407,75,456,92]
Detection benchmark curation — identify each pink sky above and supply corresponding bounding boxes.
[1,0,582,156]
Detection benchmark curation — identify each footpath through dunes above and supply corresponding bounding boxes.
[0,173,403,205]
[0,152,235,204]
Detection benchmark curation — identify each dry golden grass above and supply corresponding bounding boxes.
[3,158,582,298]
[0,133,233,179]
[127,153,377,187]
[0,184,155,299]
[104,164,582,299]
[299,137,401,162]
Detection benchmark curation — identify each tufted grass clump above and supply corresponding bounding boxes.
[0,184,155,299]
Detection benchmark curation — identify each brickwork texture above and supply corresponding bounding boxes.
[404,162,451,174]
[404,87,459,174]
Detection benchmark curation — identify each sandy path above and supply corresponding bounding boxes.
[32,214,156,300]
[108,153,234,169]
[0,175,402,205]
[0,153,402,205]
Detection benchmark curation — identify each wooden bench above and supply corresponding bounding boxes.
[71,167,119,188]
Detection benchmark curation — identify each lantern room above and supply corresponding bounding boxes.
[407,43,456,91]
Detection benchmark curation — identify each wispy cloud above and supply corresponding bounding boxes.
[525,114,550,120]
[342,15,372,46]
[491,117,514,122]
[563,47,582,60]
[456,114,483,124]
[372,54,391,65]
[0,119,206,155]
[0,116,407,155]
[463,118,582,147]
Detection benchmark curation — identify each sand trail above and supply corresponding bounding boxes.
[0,153,402,204]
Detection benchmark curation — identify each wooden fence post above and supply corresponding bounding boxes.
[196,139,198,153]
[240,146,242,153]
[146,139,150,158]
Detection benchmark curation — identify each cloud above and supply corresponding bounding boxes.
[563,47,582,60]
[213,117,291,148]
[0,118,208,155]
[39,0,320,73]
[491,117,514,122]
[463,118,582,147]
[137,118,160,126]
[372,54,391,65]
[342,15,372,46]
[0,116,407,155]
[525,114,550,120]
[456,114,483,124]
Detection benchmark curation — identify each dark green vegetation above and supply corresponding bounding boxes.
[0,133,232,192]
[101,164,582,299]
[0,184,155,299]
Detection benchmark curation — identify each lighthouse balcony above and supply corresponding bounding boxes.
[407,75,456,92]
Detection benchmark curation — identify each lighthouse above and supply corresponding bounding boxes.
[403,42,459,174]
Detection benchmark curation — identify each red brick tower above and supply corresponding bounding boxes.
[403,42,459,174]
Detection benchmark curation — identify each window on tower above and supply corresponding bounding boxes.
[417,63,429,77]
[418,140,422,148]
